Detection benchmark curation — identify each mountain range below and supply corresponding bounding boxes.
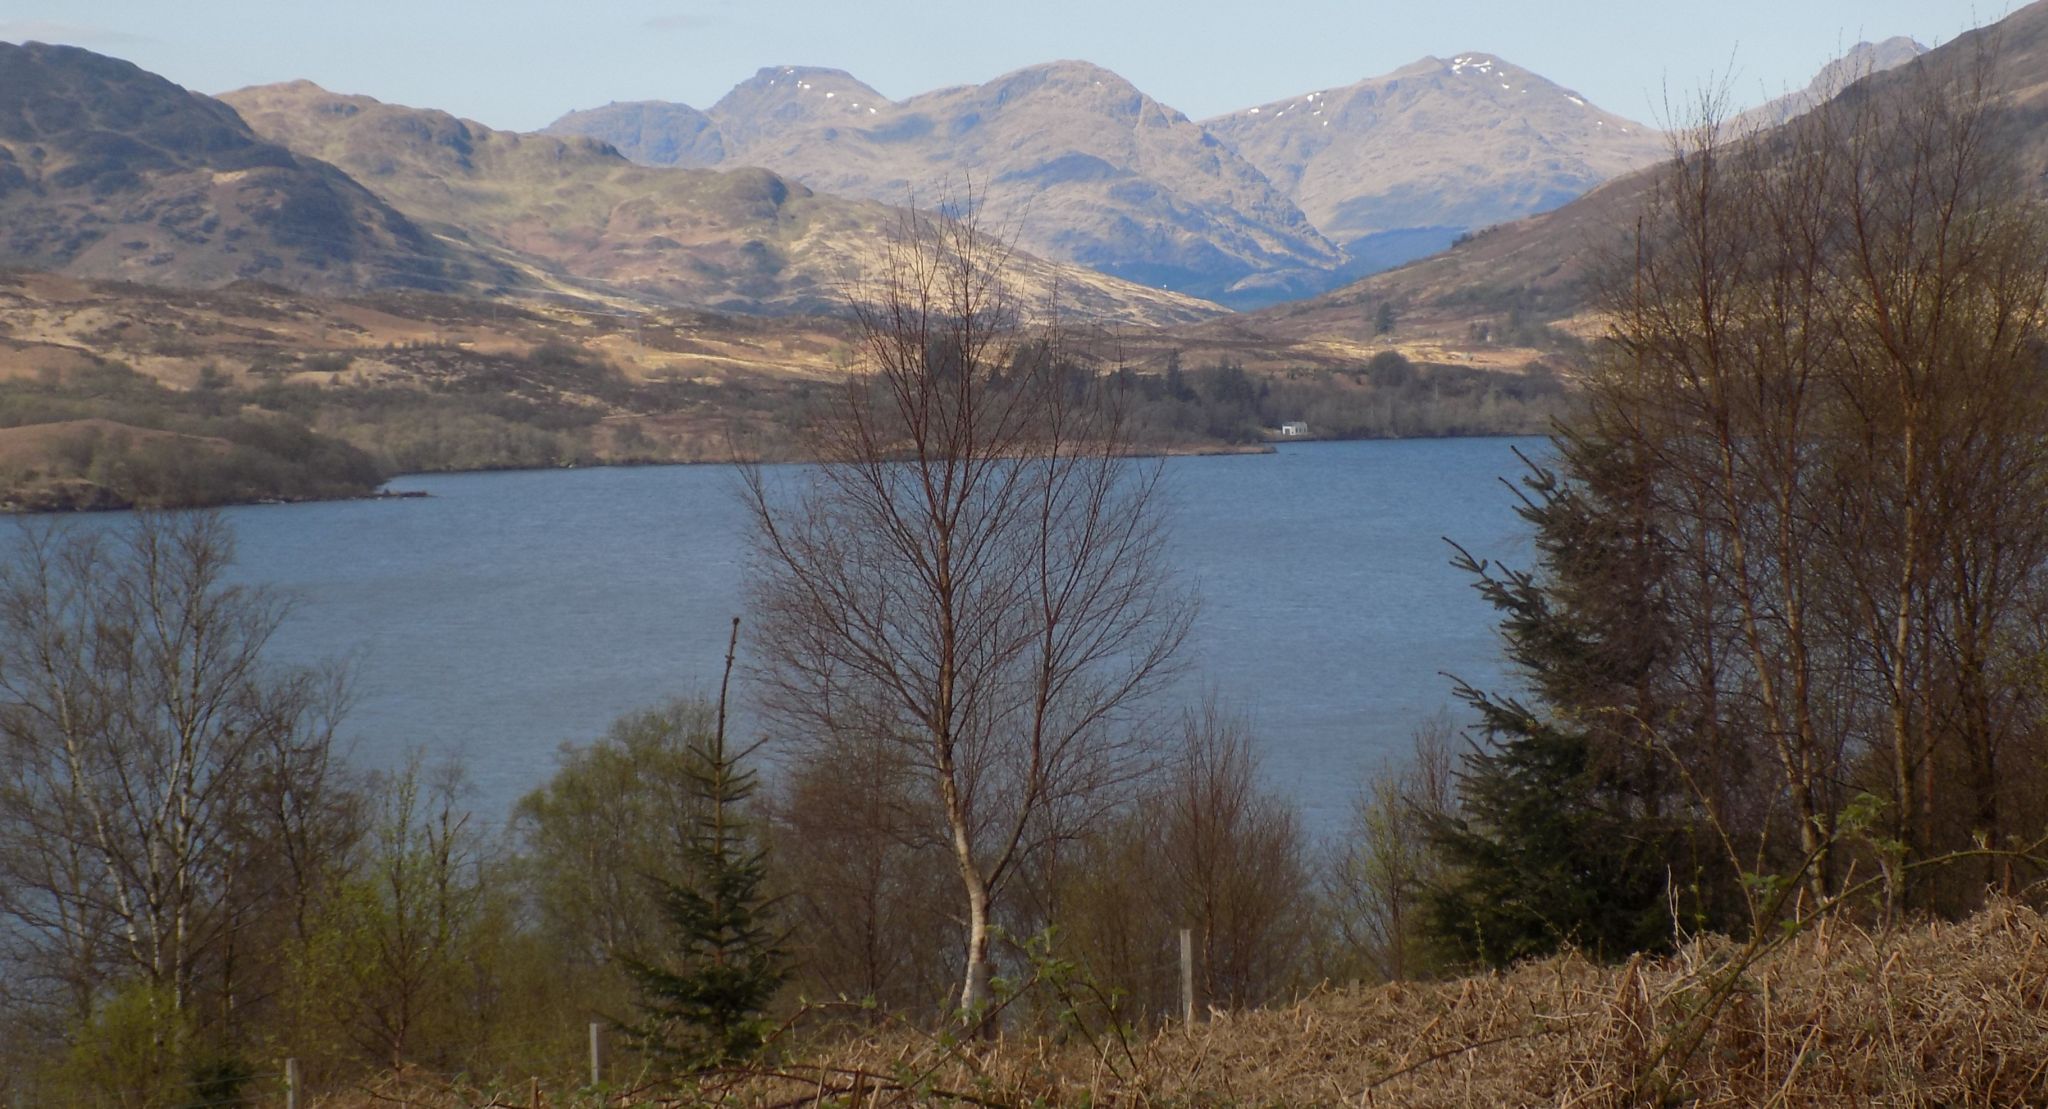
[0,10,1999,508]
[556,61,1346,307]
[0,40,1219,328]
[545,54,1673,306]
[217,81,1218,325]
[0,29,1939,337]
[1204,54,1664,266]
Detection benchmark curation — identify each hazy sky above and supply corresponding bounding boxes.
[0,1,2004,132]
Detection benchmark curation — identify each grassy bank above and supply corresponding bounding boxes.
[0,364,388,510]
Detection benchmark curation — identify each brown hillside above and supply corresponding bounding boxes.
[552,62,1346,308]
[314,900,2048,1107]
[219,81,1224,329]
[0,42,518,298]
[0,418,229,464]
[0,270,852,390]
[1225,4,2045,361]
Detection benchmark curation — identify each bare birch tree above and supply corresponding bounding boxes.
[1595,43,2048,914]
[744,202,1194,1017]
[0,512,353,1050]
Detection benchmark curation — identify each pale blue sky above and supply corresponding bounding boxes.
[0,1,2002,132]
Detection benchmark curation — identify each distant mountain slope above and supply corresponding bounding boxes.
[550,55,1676,303]
[546,100,726,168]
[0,41,522,296]
[1220,11,2040,357]
[1203,54,1664,260]
[220,81,1223,325]
[707,66,892,153]
[550,61,1346,308]
[1732,37,1927,131]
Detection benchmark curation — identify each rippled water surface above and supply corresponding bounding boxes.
[209,438,1539,835]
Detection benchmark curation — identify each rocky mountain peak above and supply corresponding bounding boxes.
[547,50,1669,306]
[1734,37,1928,130]
[711,66,890,146]
[1205,50,1663,263]
[546,99,724,168]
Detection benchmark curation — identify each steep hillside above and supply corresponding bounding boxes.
[221,81,1223,326]
[1732,37,1927,131]
[1204,54,1664,264]
[551,62,1346,308]
[0,41,512,297]
[1221,7,2045,361]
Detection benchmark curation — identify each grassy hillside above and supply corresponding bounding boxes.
[1224,3,2048,367]
[0,272,845,507]
[219,81,1226,328]
[0,273,1568,509]
[0,42,519,299]
[307,900,2048,1106]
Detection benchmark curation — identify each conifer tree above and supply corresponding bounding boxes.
[1423,436,1715,967]
[622,619,785,1071]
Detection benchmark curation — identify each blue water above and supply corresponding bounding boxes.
[208,439,1538,837]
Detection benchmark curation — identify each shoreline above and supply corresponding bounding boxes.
[2,432,1555,514]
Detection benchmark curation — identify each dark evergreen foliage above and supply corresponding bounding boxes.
[621,622,785,1072]
[1424,435,1722,967]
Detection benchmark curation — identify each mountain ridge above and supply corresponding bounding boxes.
[1203,51,1665,260]
[549,58,1352,307]
[0,40,519,297]
[1732,36,1928,131]
[547,52,1671,302]
[1208,15,2041,360]
[219,79,1225,326]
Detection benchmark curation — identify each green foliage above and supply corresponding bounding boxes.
[1424,438,1717,967]
[1421,686,1677,966]
[33,980,257,1109]
[283,757,498,1072]
[620,680,785,1071]
[516,698,718,963]
[47,982,190,1107]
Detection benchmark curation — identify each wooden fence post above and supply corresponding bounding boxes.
[1180,927,1197,1025]
[285,1058,300,1109]
[589,1021,603,1087]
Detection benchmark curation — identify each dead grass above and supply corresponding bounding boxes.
[308,900,2048,1107]
[0,418,232,465]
